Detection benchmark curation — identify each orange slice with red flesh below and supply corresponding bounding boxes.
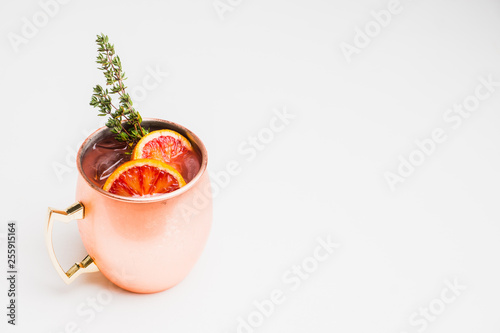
[132,129,199,182]
[132,129,193,162]
[103,159,186,197]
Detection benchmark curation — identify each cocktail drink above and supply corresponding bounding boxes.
[82,124,201,192]
[46,119,212,293]
[45,34,212,293]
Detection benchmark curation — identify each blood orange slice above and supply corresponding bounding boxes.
[103,159,186,197]
[132,129,192,162]
[132,129,200,183]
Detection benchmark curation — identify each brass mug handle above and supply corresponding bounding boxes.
[45,202,99,284]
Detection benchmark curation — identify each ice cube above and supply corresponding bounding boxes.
[94,152,126,181]
[94,137,129,150]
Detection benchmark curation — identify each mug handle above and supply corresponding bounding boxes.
[45,202,99,284]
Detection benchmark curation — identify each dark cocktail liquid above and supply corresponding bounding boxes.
[82,131,201,189]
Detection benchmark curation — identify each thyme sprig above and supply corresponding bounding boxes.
[89,34,148,146]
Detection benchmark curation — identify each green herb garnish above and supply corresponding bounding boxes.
[89,33,148,147]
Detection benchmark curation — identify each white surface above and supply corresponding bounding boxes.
[1,0,500,332]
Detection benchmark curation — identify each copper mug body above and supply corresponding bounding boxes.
[45,119,213,293]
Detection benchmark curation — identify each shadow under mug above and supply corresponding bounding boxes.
[45,119,213,293]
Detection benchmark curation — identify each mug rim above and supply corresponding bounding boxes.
[76,118,208,203]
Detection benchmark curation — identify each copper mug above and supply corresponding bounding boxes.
[45,119,213,293]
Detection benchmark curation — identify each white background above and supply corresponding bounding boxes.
[1,0,500,332]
